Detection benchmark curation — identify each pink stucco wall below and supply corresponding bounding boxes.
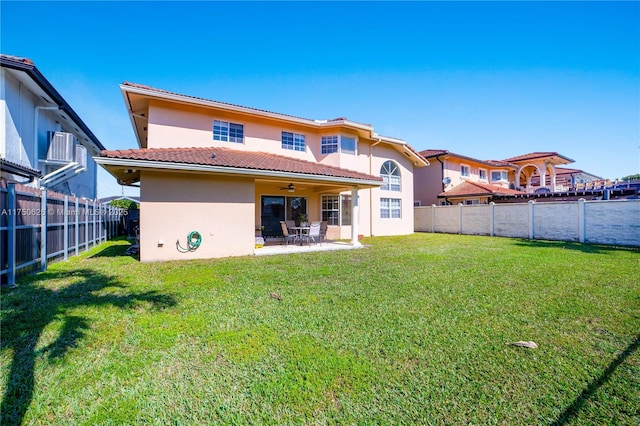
[139,171,255,261]
[137,98,422,263]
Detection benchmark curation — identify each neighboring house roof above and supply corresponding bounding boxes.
[420,149,576,169]
[419,149,449,158]
[0,158,42,179]
[552,167,602,180]
[501,152,574,164]
[97,147,384,186]
[119,82,428,167]
[419,149,517,169]
[485,160,515,168]
[0,54,105,154]
[438,181,526,198]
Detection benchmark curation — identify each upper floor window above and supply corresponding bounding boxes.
[491,170,508,182]
[321,136,338,154]
[479,168,488,181]
[213,120,244,143]
[460,164,470,178]
[282,131,305,152]
[340,136,356,154]
[321,135,357,155]
[380,160,401,191]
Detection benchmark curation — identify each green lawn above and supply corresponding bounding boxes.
[1,234,639,425]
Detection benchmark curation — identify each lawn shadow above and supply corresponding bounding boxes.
[512,239,640,255]
[88,238,136,258]
[551,334,640,425]
[0,267,175,425]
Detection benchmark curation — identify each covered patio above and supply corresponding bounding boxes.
[253,238,363,256]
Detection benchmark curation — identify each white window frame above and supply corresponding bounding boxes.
[460,164,471,178]
[479,168,488,181]
[321,135,358,155]
[380,160,401,191]
[465,199,480,205]
[321,194,351,226]
[281,131,305,152]
[213,120,244,143]
[380,197,401,219]
[491,170,508,182]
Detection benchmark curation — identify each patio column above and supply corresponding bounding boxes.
[539,164,547,190]
[351,188,361,247]
[549,166,557,192]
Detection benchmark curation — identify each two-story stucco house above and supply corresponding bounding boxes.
[414,149,578,205]
[96,83,428,261]
[1,54,104,198]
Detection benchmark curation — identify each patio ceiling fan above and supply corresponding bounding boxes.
[278,183,297,193]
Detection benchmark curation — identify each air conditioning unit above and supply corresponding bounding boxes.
[75,144,87,169]
[46,132,76,162]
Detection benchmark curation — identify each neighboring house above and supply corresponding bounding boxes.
[96,82,428,261]
[529,167,601,189]
[414,150,581,205]
[1,54,104,199]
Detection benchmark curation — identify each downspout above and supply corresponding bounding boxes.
[436,156,445,192]
[34,106,60,173]
[369,138,382,236]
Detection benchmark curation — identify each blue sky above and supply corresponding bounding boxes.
[2,1,639,197]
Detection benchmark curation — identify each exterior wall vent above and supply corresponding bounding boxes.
[46,132,76,162]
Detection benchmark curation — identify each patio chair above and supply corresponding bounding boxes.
[303,221,322,245]
[285,220,295,232]
[320,221,328,242]
[280,221,297,245]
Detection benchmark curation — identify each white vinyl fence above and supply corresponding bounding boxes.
[415,199,640,247]
[1,182,125,286]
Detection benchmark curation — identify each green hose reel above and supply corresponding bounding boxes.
[177,231,202,252]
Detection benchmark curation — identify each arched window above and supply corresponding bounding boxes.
[380,161,401,191]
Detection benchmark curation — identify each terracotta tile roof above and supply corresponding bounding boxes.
[419,149,503,168]
[501,152,573,163]
[419,149,449,158]
[101,147,383,182]
[485,159,515,167]
[0,54,35,66]
[439,181,526,198]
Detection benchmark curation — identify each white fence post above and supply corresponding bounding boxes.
[490,202,495,237]
[85,199,89,251]
[40,189,47,272]
[7,183,16,287]
[431,204,436,233]
[63,195,69,261]
[75,197,80,256]
[528,200,535,240]
[92,200,97,248]
[458,203,463,234]
[578,198,586,243]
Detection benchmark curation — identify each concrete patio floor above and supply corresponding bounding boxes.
[253,239,363,256]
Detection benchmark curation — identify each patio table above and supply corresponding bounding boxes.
[289,226,310,245]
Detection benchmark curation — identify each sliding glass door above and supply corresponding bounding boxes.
[260,195,308,237]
